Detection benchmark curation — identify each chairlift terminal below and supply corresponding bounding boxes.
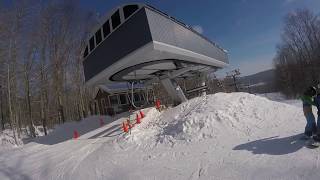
[83,3,229,105]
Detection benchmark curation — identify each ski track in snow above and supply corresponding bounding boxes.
[1,92,320,180]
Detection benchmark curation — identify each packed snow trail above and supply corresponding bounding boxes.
[1,92,320,180]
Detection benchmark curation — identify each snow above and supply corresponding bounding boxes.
[29,115,116,145]
[258,92,287,101]
[0,130,23,150]
[1,92,319,180]
[258,92,302,107]
[248,82,266,87]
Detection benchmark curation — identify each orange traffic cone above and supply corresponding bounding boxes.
[139,110,145,118]
[122,122,128,133]
[136,113,141,124]
[155,99,161,110]
[73,130,79,139]
[127,119,133,129]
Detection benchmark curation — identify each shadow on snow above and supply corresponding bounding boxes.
[23,112,129,145]
[88,124,122,139]
[233,133,306,155]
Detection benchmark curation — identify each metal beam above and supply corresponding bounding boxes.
[160,78,187,105]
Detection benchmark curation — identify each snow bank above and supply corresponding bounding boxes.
[0,130,23,150]
[126,92,303,145]
[257,92,287,101]
[0,92,313,180]
[21,92,302,148]
[258,92,302,107]
[121,107,162,147]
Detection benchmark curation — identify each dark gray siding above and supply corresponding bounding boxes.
[145,8,228,64]
[83,8,153,82]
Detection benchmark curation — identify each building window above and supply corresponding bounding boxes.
[101,99,106,113]
[103,20,110,38]
[119,94,128,105]
[89,37,95,51]
[140,93,145,101]
[95,101,100,114]
[101,98,106,107]
[83,46,88,58]
[95,29,102,45]
[109,95,118,106]
[111,10,121,30]
[148,89,154,101]
[134,93,140,102]
[123,5,139,19]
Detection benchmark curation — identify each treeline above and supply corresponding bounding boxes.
[274,9,320,97]
[0,0,97,142]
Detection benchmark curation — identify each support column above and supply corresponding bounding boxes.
[160,78,187,105]
[200,72,207,96]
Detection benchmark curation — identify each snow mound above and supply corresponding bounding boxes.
[257,92,287,101]
[127,92,303,145]
[159,92,302,142]
[120,108,162,147]
[0,130,23,150]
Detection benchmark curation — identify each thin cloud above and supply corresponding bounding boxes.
[284,0,299,4]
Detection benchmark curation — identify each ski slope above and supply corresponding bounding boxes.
[1,92,319,180]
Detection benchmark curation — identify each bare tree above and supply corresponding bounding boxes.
[274,9,320,97]
[0,0,98,139]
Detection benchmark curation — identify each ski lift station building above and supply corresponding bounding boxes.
[83,3,229,105]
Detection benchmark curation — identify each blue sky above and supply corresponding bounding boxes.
[82,0,320,76]
[2,0,319,76]
[7,0,296,75]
